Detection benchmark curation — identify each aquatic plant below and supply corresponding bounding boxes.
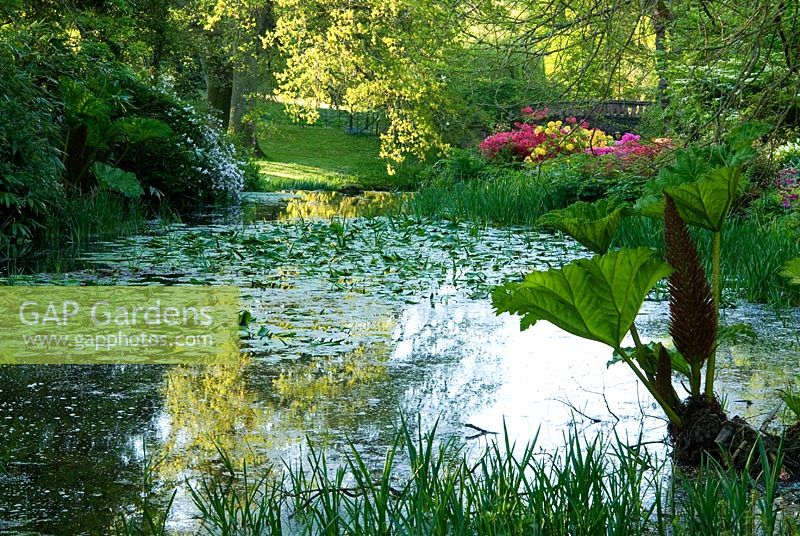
[117,420,796,535]
[492,123,794,465]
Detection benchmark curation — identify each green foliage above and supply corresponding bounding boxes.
[426,148,493,183]
[610,342,691,379]
[537,199,627,254]
[114,117,173,144]
[0,21,249,270]
[661,167,740,232]
[492,248,671,347]
[91,163,144,198]
[0,24,65,256]
[407,168,569,226]
[780,257,800,286]
[617,216,800,306]
[637,153,741,230]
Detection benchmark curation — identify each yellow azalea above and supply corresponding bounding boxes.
[534,146,547,156]
[534,126,543,134]
[566,143,575,151]
[547,121,555,128]
[555,120,562,127]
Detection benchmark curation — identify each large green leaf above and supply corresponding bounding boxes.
[665,166,740,232]
[537,199,627,254]
[492,248,672,348]
[114,117,173,144]
[91,162,144,198]
[722,122,770,166]
[635,148,712,218]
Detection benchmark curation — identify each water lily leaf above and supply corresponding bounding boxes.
[666,167,740,232]
[781,258,800,285]
[537,199,627,254]
[492,248,672,348]
[91,162,144,198]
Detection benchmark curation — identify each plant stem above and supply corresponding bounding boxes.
[705,230,721,398]
[629,323,644,349]
[615,346,683,427]
[690,362,702,398]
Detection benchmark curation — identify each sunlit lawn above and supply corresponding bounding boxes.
[256,106,422,191]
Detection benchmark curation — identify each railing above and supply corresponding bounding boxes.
[534,100,656,133]
[314,108,384,136]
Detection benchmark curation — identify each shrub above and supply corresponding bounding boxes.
[0,25,68,256]
[424,147,494,183]
[123,93,245,203]
[479,109,613,162]
[539,141,672,205]
[0,22,249,267]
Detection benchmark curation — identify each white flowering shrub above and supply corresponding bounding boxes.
[167,104,245,200]
[121,83,251,205]
[775,138,800,168]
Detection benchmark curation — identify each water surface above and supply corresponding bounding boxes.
[1,191,798,534]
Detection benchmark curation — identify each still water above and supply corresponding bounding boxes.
[1,191,798,534]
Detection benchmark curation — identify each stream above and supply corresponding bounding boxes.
[1,190,799,534]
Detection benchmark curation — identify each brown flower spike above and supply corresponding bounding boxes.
[664,194,717,365]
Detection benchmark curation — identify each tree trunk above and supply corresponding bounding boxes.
[205,58,233,131]
[653,0,673,109]
[230,3,274,155]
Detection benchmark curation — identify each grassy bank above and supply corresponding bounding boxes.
[406,170,572,226]
[120,422,797,535]
[255,103,423,192]
[2,192,153,276]
[615,215,800,306]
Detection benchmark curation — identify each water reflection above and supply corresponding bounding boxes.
[1,191,799,533]
[0,365,164,534]
[237,190,406,224]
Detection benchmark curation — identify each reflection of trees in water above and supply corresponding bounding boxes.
[158,359,276,480]
[0,365,165,534]
[280,191,406,220]
[156,343,397,479]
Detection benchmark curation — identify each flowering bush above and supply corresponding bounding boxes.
[585,133,671,159]
[775,138,800,167]
[777,167,800,209]
[123,84,250,204]
[166,103,245,200]
[479,109,613,162]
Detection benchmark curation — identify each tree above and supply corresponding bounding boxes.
[274,0,464,165]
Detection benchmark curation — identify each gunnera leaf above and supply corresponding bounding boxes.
[91,162,144,198]
[537,199,627,254]
[492,248,672,348]
[664,194,716,364]
[665,166,740,232]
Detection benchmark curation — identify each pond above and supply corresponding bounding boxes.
[1,190,799,534]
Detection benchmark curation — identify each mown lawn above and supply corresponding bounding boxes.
[255,104,422,191]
